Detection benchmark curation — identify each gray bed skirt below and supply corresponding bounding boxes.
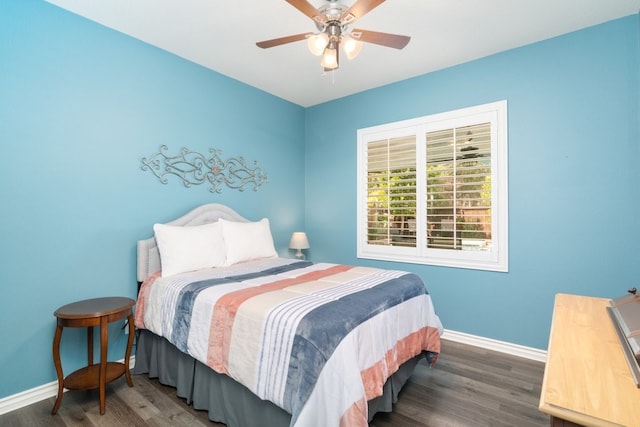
[133,329,422,426]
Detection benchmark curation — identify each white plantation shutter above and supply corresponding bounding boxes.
[357,100,508,272]
[366,136,417,247]
[426,123,492,250]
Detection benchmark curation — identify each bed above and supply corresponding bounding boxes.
[132,203,442,427]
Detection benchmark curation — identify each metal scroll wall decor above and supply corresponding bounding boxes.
[141,145,268,193]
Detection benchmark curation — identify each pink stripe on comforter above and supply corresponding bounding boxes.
[360,325,441,400]
[134,271,161,329]
[338,325,441,426]
[206,264,353,373]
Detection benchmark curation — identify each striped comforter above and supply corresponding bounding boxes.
[135,258,442,427]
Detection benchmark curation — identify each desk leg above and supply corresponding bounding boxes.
[51,323,64,415]
[124,313,134,387]
[99,317,108,415]
[550,416,583,427]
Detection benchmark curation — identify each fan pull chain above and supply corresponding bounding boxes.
[321,69,336,84]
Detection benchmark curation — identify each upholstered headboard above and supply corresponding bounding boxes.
[137,203,249,282]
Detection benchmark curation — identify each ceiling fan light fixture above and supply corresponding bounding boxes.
[320,41,339,70]
[342,34,362,60]
[307,32,329,56]
[256,0,411,73]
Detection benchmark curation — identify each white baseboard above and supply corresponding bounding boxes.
[0,381,60,416]
[0,356,135,416]
[441,329,547,362]
[0,331,547,416]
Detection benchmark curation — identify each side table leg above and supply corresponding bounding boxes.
[99,317,108,415]
[51,323,64,415]
[124,313,134,387]
[87,326,94,366]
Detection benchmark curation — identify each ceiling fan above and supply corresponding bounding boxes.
[256,0,410,71]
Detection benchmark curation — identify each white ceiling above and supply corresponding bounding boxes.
[46,0,640,107]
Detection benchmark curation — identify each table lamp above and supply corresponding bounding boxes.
[289,232,310,259]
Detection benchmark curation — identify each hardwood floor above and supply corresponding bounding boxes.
[1,339,549,426]
[370,340,548,427]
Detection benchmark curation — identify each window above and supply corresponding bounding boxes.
[357,101,508,272]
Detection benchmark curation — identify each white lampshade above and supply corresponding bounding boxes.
[342,35,362,60]
[307,33,329,56]
[289,232,310,258]
[320,43,339,70]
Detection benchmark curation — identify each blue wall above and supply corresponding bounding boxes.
[0,1,305,398]
[1,0,639,401]
[305,15,640,350]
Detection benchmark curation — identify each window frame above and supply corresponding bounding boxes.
[356,100,509,272]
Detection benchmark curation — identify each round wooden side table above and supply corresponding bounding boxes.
[51,296,135,415]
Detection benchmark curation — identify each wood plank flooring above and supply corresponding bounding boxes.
[1,339,550,426]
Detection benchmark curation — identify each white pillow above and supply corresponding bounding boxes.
[220,218,277,266]
[153,222,226,277]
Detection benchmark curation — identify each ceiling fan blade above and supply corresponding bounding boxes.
[256,33,312,49]
[286,0,325,23]
[351,28,410,49]
[341,0,386,23]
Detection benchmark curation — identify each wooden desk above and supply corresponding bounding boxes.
[539,293,640,426]
[51,297,135,415]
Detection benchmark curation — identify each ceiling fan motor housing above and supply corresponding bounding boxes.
[315,1,351,34]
